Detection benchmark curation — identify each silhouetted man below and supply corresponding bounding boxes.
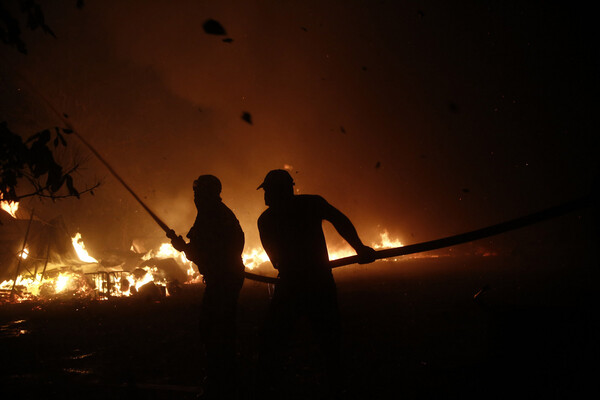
[168,175,245,399]
[256,169,376,397]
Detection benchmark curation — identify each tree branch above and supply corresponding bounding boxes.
[15,181,100,200]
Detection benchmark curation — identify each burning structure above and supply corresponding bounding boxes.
[0,200,202,302]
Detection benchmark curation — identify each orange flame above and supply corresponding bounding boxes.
[72,233,98,263]
[373,230,403,249]
[0,194,19,218]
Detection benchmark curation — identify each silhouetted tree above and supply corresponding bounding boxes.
[1,122,99,201]
[1,1,98,203]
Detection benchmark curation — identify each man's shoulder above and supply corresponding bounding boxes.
[218,201,236,216]
[257,208,272,224]
[215,201,243,230]
[295,194,327,204]
[258,195,329,226]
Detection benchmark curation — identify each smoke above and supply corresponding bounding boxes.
[1,0,596,256]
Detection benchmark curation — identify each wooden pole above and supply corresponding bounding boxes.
[10,209,35,299]
[39,243,51,282]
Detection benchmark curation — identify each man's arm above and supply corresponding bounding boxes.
[166,230,208,275]
[321,200,376,264]
[257,216,282,270]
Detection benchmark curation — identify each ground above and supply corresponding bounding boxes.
[0,236,597,399]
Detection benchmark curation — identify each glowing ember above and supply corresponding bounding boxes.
[71,233,98,263]
[0,194,19,218]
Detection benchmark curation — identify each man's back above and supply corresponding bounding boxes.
[187,200,245,281]
[258,194,331,278]
[255,170,375,397]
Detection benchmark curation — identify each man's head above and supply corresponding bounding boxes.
[193,175,222,206]
[257,169,294,206]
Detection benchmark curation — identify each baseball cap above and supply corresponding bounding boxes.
[257,169,294,190]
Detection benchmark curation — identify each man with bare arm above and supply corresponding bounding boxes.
[256,169,375,398]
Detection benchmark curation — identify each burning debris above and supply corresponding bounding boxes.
[0,194,19,219]
[1,200,201,302]
[1,222,409,303]
[0,232,202,303]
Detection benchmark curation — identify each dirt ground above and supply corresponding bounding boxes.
[1,221,597,399]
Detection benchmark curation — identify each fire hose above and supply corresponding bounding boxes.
[10,68,596,285]
[247,193,594,284]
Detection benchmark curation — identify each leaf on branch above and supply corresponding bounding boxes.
[25,131,41,143]
[53,127,68,146]
[65,174,79,198]
[32,129,51,144]
[2,121,93,201]
[29,146,54,177]
[0,3,28,54]
[24,2,56,38]
[47,165,64,192]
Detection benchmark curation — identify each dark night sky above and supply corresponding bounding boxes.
[1,0,598,255]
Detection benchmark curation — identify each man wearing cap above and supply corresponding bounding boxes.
[168,174,245,399]
[256,169,376,396]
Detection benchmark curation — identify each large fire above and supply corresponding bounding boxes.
[1,227,407,303]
